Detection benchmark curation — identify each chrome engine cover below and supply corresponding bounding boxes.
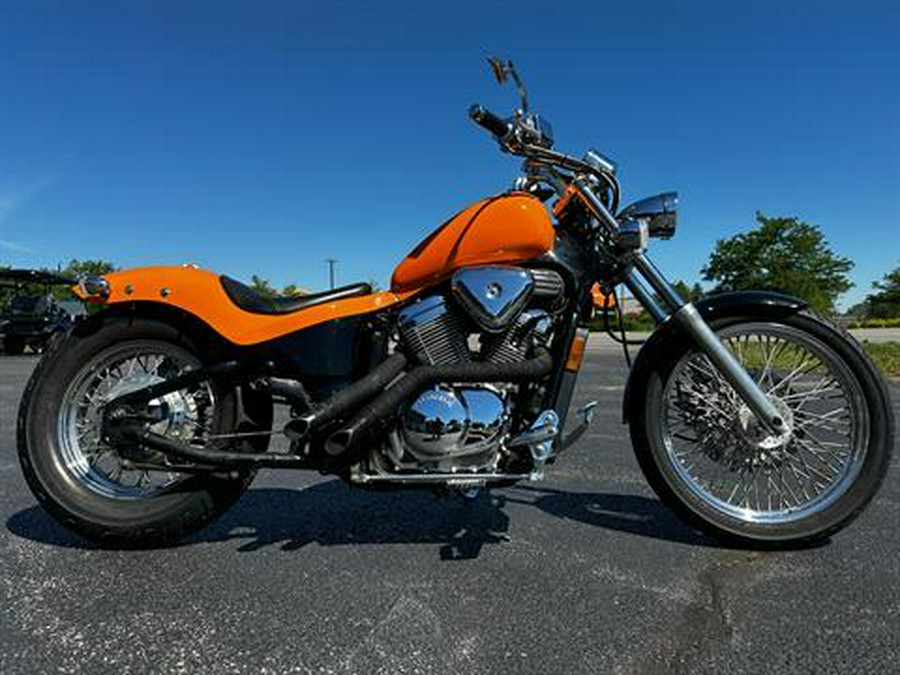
[451,266,534,333]
[400,385,509,465]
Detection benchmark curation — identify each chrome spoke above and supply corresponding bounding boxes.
[661,322,868,526]
[58,345,216,499]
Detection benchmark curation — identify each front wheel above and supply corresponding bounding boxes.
[631,312,893,547]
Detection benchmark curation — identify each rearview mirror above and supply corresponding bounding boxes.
[486,56,529,114]
[488,57,508,85]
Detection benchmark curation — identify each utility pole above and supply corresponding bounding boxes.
[325,258,338,290]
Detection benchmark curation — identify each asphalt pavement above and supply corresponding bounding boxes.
[0,352,897,674]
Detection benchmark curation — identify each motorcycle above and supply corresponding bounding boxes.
[17,59,893,548]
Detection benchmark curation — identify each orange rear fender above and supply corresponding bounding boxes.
[74,266,413,346]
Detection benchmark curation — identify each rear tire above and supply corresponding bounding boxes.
[630,311,893,547]
[18,317,259,547]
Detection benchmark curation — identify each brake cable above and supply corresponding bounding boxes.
[602,288,646,368]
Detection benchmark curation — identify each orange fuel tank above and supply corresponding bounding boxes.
[391,193,554,293]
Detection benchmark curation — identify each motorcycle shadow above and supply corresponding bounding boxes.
[200,481,511,559]
[6,480,722,556]
[508,485,719,547]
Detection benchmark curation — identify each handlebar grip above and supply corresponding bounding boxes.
[469,104,511,139]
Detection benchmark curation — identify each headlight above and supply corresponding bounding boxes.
[619,192,678,239]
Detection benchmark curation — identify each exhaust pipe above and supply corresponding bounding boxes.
[325,348,553,456]
[284,353,407,439]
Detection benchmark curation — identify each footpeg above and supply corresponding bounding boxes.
[560,401,597,451]
[507,409,560,450]
[508,409,559,479]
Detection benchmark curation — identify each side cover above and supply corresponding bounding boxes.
[391,193,554,293]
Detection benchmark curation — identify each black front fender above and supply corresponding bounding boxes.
[622,291,808,423]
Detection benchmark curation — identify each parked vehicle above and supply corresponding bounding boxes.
[1,269,84,355]
[17,61,893,548]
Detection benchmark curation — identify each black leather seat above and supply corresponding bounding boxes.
[220,276,372,315]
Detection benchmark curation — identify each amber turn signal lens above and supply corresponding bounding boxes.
[565,328,589,372]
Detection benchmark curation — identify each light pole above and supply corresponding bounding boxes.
[325,258,338,290]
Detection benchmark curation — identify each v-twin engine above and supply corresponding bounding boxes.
[389,265,562,471]
[397,266,561,368]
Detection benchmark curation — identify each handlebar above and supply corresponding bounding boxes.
[468,103,620,212]
[468,104,511,139]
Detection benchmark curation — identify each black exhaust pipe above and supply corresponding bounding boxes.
[325,348,553,456]
[122,427,309,468]
[285,353,407,439]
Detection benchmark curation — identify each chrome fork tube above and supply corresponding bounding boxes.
[631,253,785,433]
[573,177,784,432]
[624,270,667,323]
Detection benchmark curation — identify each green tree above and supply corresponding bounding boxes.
[0,265,12,309]
[249,275,277,298]
[673,280,704,303]
[281,283,306,297]
[63,259,117,278]
[865,267,900,319]
[701,213,853,314]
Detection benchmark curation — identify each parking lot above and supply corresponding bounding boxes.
[1,350,897,674]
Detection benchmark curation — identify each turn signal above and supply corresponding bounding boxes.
[565,328,589,372]
[77,276,111,301]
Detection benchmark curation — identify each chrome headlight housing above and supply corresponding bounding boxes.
[619,192,678,239]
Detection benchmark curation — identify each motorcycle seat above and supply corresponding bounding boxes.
[220,276,373,315]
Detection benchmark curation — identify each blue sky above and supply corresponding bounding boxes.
[1,0,897,308]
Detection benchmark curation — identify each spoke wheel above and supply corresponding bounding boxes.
[662,323,867,525]
[629,311,892,546]
[18,317,268,547]
[57,342,215,499]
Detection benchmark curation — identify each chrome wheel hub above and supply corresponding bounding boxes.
[737,396,794,453]
[58,345,215,499]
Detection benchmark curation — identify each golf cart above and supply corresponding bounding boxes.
[0,269,84,355]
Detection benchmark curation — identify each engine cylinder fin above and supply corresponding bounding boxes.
[398,295,470,365]
[530,268,565,299]
[482,309,552,365]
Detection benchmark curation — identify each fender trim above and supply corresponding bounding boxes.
[622,291,808,423]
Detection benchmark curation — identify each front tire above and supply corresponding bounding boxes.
[18,317,258,547]
[630,311,893,547]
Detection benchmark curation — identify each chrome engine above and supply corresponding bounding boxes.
[389,265,564,473]
[397,295,470,366]
[396,385,509,471]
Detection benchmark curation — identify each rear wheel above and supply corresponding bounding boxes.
[631,312,893,546]
[18,318,260,547]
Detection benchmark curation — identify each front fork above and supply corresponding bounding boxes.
[572,178,786,435]
[625,255,786,434]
